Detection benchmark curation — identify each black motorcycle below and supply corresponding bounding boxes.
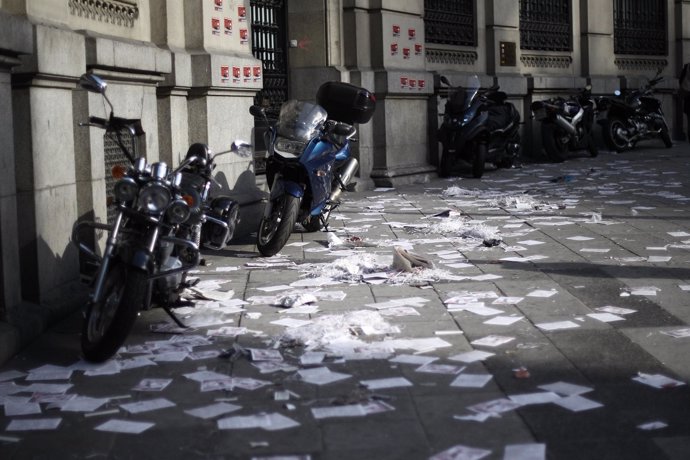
[531,85,598,163]
[175,141,252,252]
[438,75,521,179]
[597,69,672,152]
[72,74,199,362]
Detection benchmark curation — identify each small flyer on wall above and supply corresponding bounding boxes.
[211,17,221,36]
[214,0,223,12]
[238,5,247,22]
[220,65,230,83]
[224,18,232,36]
[253,66,262,83]
[233,66,241,84]
[240,28,249,45]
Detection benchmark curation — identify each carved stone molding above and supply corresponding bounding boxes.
[425,49,478,66]
[614,57,668,71]
[68,0,139,28]
[520,54,572,69]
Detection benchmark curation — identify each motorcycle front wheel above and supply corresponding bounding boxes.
[602,117,629,152]
[439,146,456,178]
[81,264,147,362]
[541,123,568,163]
[257,194,300,257]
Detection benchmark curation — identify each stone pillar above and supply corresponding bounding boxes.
[12,25,85,307]
[674,0,690,140]
[0,11,32,321]
[343,0,434,187]
[183,0,263,198]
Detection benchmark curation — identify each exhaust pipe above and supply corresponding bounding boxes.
[554,114,577,136]
[329,157,359,202]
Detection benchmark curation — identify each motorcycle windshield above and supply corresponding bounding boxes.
[463,75,481,111]
[276,100,328,142]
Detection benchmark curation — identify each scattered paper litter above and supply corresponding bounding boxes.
[553,395,603,412]
[538,382,593,396]
[184,402,242,420]
[586,312,625,323]
[508,392,561,406]
[132,378,173,392]
[390,354,438,366]
[660,328,690,338]
[120,398,176,414]
[360,377,413,390]
[6,418,62,431]
[637,421,668,431]
[297,367,351,385]
[217,413,300,431]
[526,289,558,298]
[595,306,636,315]
[535,321,580,331]
[450,373,493,388]
[448,350,495,363]
[429,444,491,460]
[633,373,685,389]
[94,419,154,434]
[503,443,546,460]
[470,335,515,347]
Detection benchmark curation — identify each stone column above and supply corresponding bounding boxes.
[0,11,32,322]
[183,0,263,200]
[12,25,86,309]
[343,0,435,187]
[674,0,690,140]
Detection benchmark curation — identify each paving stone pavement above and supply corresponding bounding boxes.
[2,145,690,459]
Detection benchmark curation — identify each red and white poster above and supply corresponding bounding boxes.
[392,24,400,37]
[224,18,232,35]
[211,17,220,35]
[400,76,408,89]
[240,28,249,44]
[238,6,247,22]
[253,66,262,82]
[243,66,251,83]
[220,65,229,83]
[390,43,398,56]
[214,0,223,12]
[415,43,423,56]
[408,28,416,40]
[232,66,241,84]
[402,47,410,59]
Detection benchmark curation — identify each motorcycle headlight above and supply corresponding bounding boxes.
[166,198,191,224]
[274,138,306,157]
[138,183,171,214]
[113,177,138,202]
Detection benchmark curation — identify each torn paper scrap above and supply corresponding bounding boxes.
[132,378,173,392]
[450,373,493,388]
[535,321,580,331]
[95,419,154,434]
[429,444,491,460]
[120,398,176,414]
[6,418,62,431]
[553,395,603,412]
[633,373,685,389]
[470,335,515,347]
[538,382,593,396]
[503,443,546,460]
[360,377,413,390]
[637,421,668,431]
[448,350,495,363]
[660,328,690,338]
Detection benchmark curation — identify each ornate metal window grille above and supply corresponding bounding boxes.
[519,0,572,51]
[424,0,476,47]
[68,0,139,28]
[251,0,288,121]
[103,130,137,224]
[613,0,667,56]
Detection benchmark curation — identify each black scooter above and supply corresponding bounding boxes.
[437,75,521,178]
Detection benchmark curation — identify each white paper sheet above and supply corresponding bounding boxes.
[470,335,515,347]
[6,418,62,431]
[360,377,413,390]
[450,373,493,388]
[95,419,154,434]
[553,394,603,412]
[448,350,495,363]
[503,443,546,460]
[184,402,242,420]
[120,398,176,414]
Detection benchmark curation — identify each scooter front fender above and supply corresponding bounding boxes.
[456,112,489,149]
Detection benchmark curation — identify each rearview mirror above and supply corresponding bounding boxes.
[440,76,451,86]
[79,74,107,95]
[249,105,265,118]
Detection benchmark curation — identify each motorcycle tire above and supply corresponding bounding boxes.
[602,117,629,152]
[257,194,300,257]
[541,123,567,163]
[81,264,147,362]
[302,215,323,232]
[472,143,487,178]
[661,128,673,148]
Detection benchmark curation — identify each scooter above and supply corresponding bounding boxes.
[249,81,376,257]
[597,69,672,152]
[438,75,521,178]
[531,85,598,163]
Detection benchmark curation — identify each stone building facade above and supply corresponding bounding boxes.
[0,0,688,359]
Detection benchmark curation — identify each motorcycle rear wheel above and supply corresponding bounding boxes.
[257,194,300,257]
[602,118,629,152]
[81,264,147,362]
[472,143,487,178]
[439,147,455,178]
[541,123,568,163]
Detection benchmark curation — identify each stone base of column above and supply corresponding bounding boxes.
[370,163,438,188]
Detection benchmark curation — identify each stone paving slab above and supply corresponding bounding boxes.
[2,146,690,459]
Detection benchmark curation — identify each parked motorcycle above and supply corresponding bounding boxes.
[531,85,598,163]
[249,81,376,257]
[437,75,521,178]
[175,141,252,252]
[72,74,199,362]
[597,69,672,152]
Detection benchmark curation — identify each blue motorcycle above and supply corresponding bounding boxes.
[250,81,375,257]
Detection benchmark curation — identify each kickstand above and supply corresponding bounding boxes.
[162,306,189,329]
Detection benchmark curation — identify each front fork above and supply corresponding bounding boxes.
[90,212,124,304]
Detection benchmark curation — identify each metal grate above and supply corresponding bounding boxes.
[103,130,135,224]
[250,0,288,174]
[424,0,476,47]
[519,0,572,52]
[614,0,667,56]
